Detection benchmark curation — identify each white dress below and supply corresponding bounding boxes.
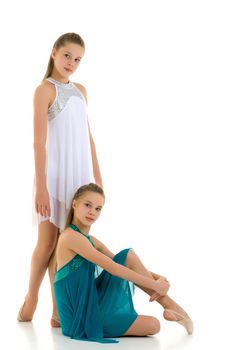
[33,77,94,230]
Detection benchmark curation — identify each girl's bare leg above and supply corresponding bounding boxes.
[123,315,160,336]
[18,221,59,321]
[125,250,193,333]
[48,237,60,327]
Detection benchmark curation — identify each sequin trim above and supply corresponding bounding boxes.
[46,77,85,121]
[54,255,85,283]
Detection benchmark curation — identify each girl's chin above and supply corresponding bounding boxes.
[78,219,93,227]
[84,219,94,225]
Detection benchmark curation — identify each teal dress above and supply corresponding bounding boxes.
[54,224,138,343]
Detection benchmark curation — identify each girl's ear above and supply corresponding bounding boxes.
[51,48,56,59]
[72,200,77,209]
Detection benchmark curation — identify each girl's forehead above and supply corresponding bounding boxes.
[60,42,84,54]
[80,192,104,204]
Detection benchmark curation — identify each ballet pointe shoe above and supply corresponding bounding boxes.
[164,309,193,335]
[50,316,60,328]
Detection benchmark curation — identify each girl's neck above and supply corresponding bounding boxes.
[50,70,70,84]
[71,219,90,236]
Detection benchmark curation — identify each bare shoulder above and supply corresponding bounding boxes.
[59,227,79,244]
[74,82,87,94]
[61,230,100,251]
[35,79,54,94]
[74,82,88,103]
[34,80,55,106]
[59,228,92,251]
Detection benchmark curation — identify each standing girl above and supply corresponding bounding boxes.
[17,33,102,327]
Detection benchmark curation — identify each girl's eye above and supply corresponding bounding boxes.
[96,208,102,212]
[65,54,70,58]
[75,58,81,62]
[85,203,91,208]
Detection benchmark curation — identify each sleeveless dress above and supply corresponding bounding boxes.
[54,224,138,344]
[33,78,94,230]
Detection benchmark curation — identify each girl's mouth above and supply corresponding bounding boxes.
[64,67,72,73]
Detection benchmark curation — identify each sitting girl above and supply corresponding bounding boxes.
[54,183,193,343]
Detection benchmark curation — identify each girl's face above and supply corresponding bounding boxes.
[72,192,104,229]
[51,42,84,81]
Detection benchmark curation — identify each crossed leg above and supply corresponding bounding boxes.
[122,249,193,336]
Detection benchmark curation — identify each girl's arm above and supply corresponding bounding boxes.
[33,83,53,217]
[65,231,169,295]
[80,235,167,300]
[88,126,103,188]
[90,237,168,281]
[92,238,169,299]
[75,83,103,188]
[89,235,115,258]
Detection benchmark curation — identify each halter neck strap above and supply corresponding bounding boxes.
[69,223,89,238]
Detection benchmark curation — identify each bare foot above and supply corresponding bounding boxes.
[50,315,60,328]
[17,295,38,322]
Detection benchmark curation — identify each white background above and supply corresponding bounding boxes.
[0,1,232,349]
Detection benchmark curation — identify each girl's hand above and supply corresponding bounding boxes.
[35,188,51,217]
[149,291,160,302]
[149,271,169,301]
[149,276,170,301]
[152,277,170,296]
[150,271,169,282]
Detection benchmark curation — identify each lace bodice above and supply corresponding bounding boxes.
[46,77,85,121]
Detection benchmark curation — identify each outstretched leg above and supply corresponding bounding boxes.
[18,221,59,322]
[125,249,193,334]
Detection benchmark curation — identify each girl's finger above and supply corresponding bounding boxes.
[35,203,39,213]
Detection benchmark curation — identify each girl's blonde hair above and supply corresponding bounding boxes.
[65,183,105,229]
[43,32,85,80]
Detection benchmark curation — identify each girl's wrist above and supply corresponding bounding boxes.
[35,181,47,191]
[95,177,103,188]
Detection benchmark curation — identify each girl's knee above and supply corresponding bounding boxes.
[126,249,137,267]
[124,315,160,337]
[36,240,57,256]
